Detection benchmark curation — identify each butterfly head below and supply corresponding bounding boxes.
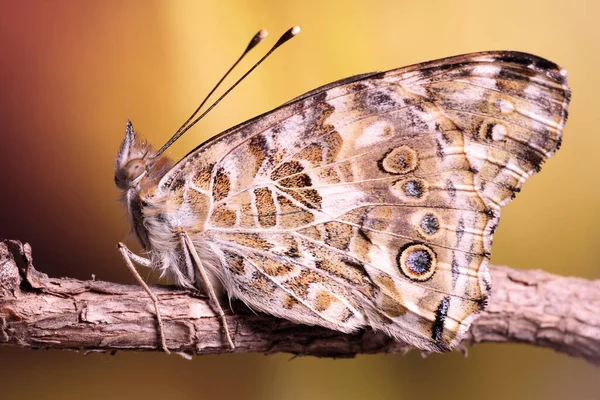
[114,120,172,190]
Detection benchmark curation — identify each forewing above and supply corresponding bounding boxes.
[160,51,569,351]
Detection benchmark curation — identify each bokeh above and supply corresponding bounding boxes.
[1,1,598,399]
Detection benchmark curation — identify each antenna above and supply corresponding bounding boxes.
[173,29,268,138]
[153,26,301,158]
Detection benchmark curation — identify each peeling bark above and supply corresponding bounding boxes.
[1,240,599,363]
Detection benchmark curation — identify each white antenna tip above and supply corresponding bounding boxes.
[258,29,268,39]
[291,26,301,35]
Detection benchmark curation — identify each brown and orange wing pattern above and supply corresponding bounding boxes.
[159,51,569,351]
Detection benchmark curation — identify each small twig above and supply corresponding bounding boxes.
[0,240,598,363]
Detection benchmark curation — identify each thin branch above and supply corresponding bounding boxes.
[1,240,599,363]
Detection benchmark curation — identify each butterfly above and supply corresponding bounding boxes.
[114,28,570,353]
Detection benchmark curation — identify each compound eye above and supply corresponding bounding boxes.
[124,159,145,181]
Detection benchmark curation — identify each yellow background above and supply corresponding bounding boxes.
[0,1,598,399]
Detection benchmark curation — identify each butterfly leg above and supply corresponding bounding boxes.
[180,232,236,350]
[117,242,170,354]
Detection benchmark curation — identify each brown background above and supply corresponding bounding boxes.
[0,1,598,399]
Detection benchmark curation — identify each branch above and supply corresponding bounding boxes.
[1,240,599,363]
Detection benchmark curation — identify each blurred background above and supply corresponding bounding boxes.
[0,0,598,399]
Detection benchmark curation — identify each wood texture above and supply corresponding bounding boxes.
[1,240,598,364]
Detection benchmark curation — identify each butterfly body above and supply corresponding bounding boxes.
[115,51,570,351]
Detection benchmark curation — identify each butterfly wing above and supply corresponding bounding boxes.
[159,51,569,351]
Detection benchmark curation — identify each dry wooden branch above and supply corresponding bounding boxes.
[1,240,599,363]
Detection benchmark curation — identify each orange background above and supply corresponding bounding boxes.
[0,1,598,399]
